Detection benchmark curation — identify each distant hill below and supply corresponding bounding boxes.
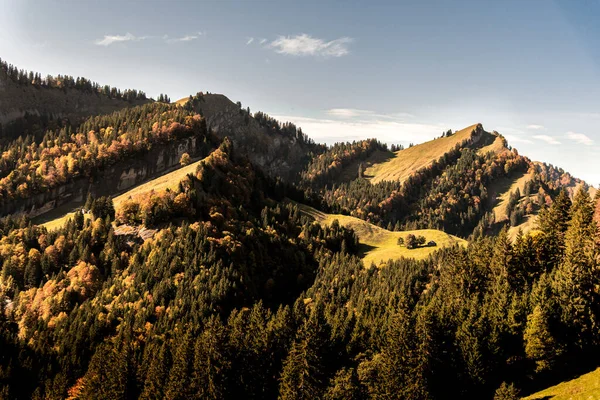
[363,123,498,184]
[0,58,150,141]
[303,122,590,238]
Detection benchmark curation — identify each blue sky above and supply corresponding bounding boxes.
[1,0,600,184]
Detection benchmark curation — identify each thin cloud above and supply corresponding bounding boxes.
[269,34,352,57]
[259,38,267,45]
[533,135,561,145]
[566,131,594,146]
[246,37,254,45]
[271,114,444,145]
[327,108,373,118]
[504,134,533,144]
[165,32,203,43]
[95,33,147,46]
[527,124,545,130]
[326,108,414,120]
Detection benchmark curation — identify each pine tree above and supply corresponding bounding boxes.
[524,305,557,372]
[190,317,229,400]
[552,188,598,345]
[538,189,571,269]
[165,332,193,400]
[278,307,328,400]
[140,341,170,400]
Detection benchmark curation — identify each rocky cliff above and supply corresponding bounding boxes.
[193,94,318,181]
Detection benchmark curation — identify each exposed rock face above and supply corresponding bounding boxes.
[0,76,149,127]
[0,135,209,217]
[197,94,314,181]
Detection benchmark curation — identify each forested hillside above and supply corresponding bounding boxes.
[0,58,152,142]
[0,59,599,399]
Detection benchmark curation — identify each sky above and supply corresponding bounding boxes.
[1,0,600,184]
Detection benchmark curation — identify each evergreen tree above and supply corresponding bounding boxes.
[552,188,598,346]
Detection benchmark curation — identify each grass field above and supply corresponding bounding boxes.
[298,203,467,266]
[112,157,205,208]
[363,123,483,184]
[40,156,207,231]
[523,367,600,400]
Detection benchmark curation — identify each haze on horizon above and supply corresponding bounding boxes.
[1,0,599,184]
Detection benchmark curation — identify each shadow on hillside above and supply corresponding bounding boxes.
[357,243,377,260]
[486,170,527,212]
[470,130,498,151]
[358,150,396,180]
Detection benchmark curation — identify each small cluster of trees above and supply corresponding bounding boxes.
[156,93,171,103]
[389,143,405,152]
[397,233,428,249]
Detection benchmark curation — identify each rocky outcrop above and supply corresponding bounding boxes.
[197,94,314,181]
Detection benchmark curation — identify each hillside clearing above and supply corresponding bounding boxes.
[39,156,208,231]
[112,156,205,208]
[490,170,534,223]
[363,123,487,184]
[298,203,467,265]
[523,367,600,400]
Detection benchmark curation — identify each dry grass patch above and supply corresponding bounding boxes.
[523,367,600,400]
[298,204,467,266]
[363,124,481,184]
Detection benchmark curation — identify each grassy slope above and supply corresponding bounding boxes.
[523,367,600,400]
[363,123,481,184]
[298,204,467,266]
[112,157,204,208]
[490,170,535,222]
[477,135,506,156]
[40,157,207,231]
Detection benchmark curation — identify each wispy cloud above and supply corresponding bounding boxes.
[165,32,203,43]
[326,108,413,121]
[526,124,545,130]
[95,32,147,46]
[566,131,594,146]
[327,108,373,118]
[246,37,254,45]
[533,135,561,145]
[269,34,352,57]
[259,38,267,45]
[504,134,533,144]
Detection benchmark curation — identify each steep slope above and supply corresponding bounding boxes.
[364,123,496,184]
[38,153,211,231]
[298,203,467,265]
[0,60,149,136]
[178,93,322,181]
[523,367,600,400]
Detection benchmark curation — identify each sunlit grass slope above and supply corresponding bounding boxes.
[298,204,467,266]
[523,367,600,400]
[363,123,482,184]
[40,156,208,231]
